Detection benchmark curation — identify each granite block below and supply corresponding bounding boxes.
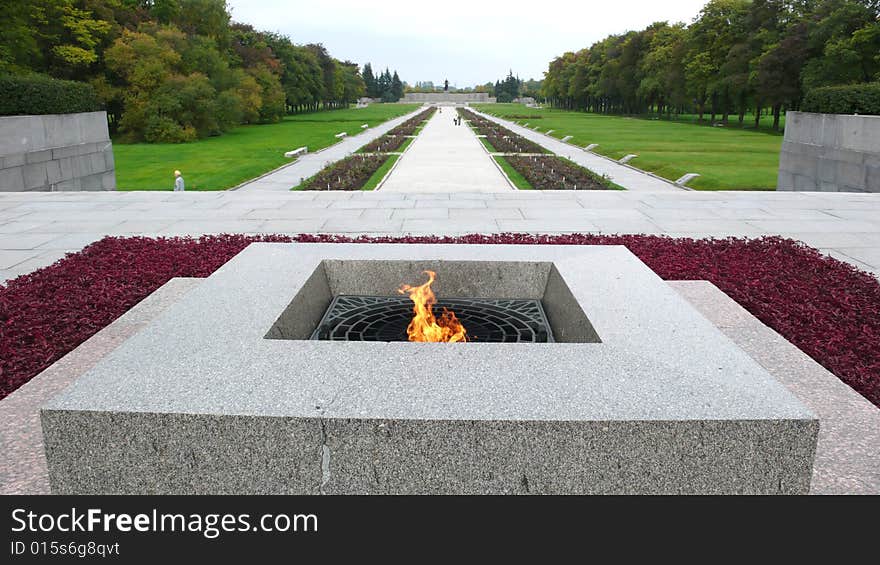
[42,244,818,494]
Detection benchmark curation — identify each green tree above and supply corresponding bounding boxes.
[341,61,366,103]
[390,70,403,101]
[174,0,230,44]
[0,0,39,73]
[755,23,809,130]
[363,63,377,98]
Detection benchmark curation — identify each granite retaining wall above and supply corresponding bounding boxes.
[0,111,115,191]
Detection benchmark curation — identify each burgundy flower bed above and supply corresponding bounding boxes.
[506,155,617,190]
[300,154,390,191]
[387,107,436,136]
[2,234,879,410]
[458,108,549,154]
[358,134,407,154]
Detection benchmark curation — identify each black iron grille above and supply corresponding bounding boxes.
[311,295,554,342]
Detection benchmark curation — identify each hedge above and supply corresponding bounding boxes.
[802,82,880,115]
[0,74,101,116]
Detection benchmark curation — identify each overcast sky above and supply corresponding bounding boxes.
[226,0,708,87]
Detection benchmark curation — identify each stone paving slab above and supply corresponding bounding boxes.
[1,191,879,282]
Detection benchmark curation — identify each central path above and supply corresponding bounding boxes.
[380,106,512,192]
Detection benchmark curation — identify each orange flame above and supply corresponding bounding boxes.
[398,270,467,342]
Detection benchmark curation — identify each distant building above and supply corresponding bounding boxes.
[400,92,496,104]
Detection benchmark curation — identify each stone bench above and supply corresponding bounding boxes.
[284,147,308,159]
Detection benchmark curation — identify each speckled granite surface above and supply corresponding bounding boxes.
[670,280,880,495]
[0,278,202,494]
[39,244,818,494]
[3,269,873,494]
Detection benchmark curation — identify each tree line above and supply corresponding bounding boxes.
[362,64,404,102]
[541,0,880,130]
[0,0,390,142]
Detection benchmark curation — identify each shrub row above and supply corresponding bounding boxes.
[387,106,436,136]
[359,134,408,154]
[458,108,549,154]
[300,154,391,191]
[482,128,549,154]
[0,74,102,116]
[505,155,616,190]
[802,83,880,115]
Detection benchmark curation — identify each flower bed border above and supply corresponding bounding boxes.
[2,234,878,409]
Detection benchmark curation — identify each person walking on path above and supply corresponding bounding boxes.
[174,170,185,191]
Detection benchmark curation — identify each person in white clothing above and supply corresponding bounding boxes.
[174,170,185,191]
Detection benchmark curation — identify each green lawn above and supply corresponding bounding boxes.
[473,103,784,190]
[114,104,419,190]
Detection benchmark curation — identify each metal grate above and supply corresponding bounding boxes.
[311,295,554,342]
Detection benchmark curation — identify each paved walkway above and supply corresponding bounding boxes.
[380,108,511,192]
[1,190,879,283]
[471,108,682,192]
[236,107,424,191]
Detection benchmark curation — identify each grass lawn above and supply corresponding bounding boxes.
[114,104,419,191]
[474,103,784,190]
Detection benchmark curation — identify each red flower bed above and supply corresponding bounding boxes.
[2,234,879,409]
[506,155,616,190]
[301,154,390,191]
[387,107,436,136]
[359,134,408,154]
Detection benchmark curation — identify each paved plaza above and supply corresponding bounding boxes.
[2,104,879,284]
[379,108,512,192]
[1,190,879,284]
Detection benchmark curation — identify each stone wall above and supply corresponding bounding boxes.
[777,111,880,192]
[0,111,115,191]
[400,92,496,104]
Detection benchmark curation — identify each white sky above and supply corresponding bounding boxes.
[226,0,708,87]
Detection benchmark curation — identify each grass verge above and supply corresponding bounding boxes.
[114,104,419,191]
[474,103,782,190]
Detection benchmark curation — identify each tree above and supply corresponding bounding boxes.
[362,62,376,98]
[390,70,403,101]
[4,0,114,79]
[377,68,392,99]
[755,23,809,130]
[0,0,39,73]
[341,61,366,103]
[2,0,413,141]
[174,0,230,44]
[494,70,521,103]
[247,64,285,122]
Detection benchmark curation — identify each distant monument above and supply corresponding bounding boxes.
[444,79,449,92]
